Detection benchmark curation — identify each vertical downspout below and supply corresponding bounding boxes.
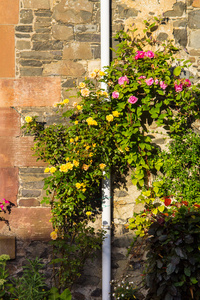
[101,0,111,299]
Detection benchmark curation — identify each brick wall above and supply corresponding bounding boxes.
[1,0,200,299]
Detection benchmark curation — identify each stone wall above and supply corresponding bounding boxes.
[1,0,200,299]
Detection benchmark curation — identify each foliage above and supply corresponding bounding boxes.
[144,204,200,300]
[47,287,71,300]
[0,255,11,300]
[10,257,47,300]
[23,18,200,291]
[153,130,200,204]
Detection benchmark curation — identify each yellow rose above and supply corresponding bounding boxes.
[81,88,90,97]
[106,114,114,122]
[73,160,79,167]
[99,71,105,76]
[74,121,78,125]
[50,231,58,240]
[112,111,120,117]
[78,82,86,88]
[63,99,69,104]
[86,211,92,216]
[76,183,82,189]
[77,105,83,110]
[50,167,56,173]
[25,116,33,123]
[99,163,106,170]
[82,164,89,171]
[86,117,97,126]
[44,167,50,173]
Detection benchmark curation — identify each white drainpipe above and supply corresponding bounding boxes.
[101,0,111,299]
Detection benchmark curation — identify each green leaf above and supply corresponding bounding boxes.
[173,66,182,76]
[60,288,72,300]
[184,267,191,277]
[190,277,198,284]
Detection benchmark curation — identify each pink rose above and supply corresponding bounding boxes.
[128,96,138,104]
[145,78,154,86]
[135,51,145,60]
[145,51,155,58]
[112,91,119,98]
[118,76,129,85]
[154,79,159,84]
[138,76,146,79]
[160,81,168,90]
[185,79,191,87]
[175,83,183,92]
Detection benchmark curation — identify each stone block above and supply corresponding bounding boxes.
[63,42,93,60]
[0,0,19,24]
[20,68,43,77]
[32,41,63,51]
[52,25,74,40]
[189,30,200,48]
[0,137,46,167]
[173,29,187,47]
[0,26,15,78]
[0,108,20,137]
[0,168,18,205]
[32,33,51,41]
[20,9,34,24]
[75,33,100,43]
[21,190,41,197]
[164,2,186,17]
[16,40,31,50]
[23,0,50,9]
[74,24,97,33]
[0,207,52,240]
[20,60,43,67]
[15,25,33,32]
[18,198,40,207]
[0,77,61,107]
[0,236,15,259]
[53,0,93,24]
[43,60,86,76]
[188,11,200,29]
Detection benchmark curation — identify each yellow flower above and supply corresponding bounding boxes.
[86,211,92,216]
[106,114,114,122]
[112,111,120,117]
[102,91,109,98]
[25,116,33,123]
[82,164,89,171]
[44,167,50,173]
[99,71,105,76]
[63,98,69,104]
[81,88,90,97]
[78,82,86,89]
[75,137,79,141]
[76,183,82,189]
[66,157,70,161]
[86,117,97,126]
[86,145,90,150]
[50,167,56,173]
[77,105,82,110]
[73,160,79,167]
[74,121,78,125]
[82,188,86,193]
[125,147,130,151]
[89,72,96,79]
[89,153,93,157]
[92,143,96,148]
[70,138,74,143]
[50,231,58,240]
[60,162,73,172]
[94,68,100,73]
[99,163,106,170]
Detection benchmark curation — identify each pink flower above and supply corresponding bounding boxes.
[128,96,138,104]
[154,79,159,84]
[145,78,154,86]
[145,51,155,58]
[118,76,129,85]
[135,51,145,60]
[112,91,119,98]
[185,79,191,87]
[138,76,146,80]
[160,81,168,90]
[175,83,183,92]
[0,204,4,211]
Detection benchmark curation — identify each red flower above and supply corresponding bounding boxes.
[164,197,171,206]
[181,201,188,206]
[194,204,200,208]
